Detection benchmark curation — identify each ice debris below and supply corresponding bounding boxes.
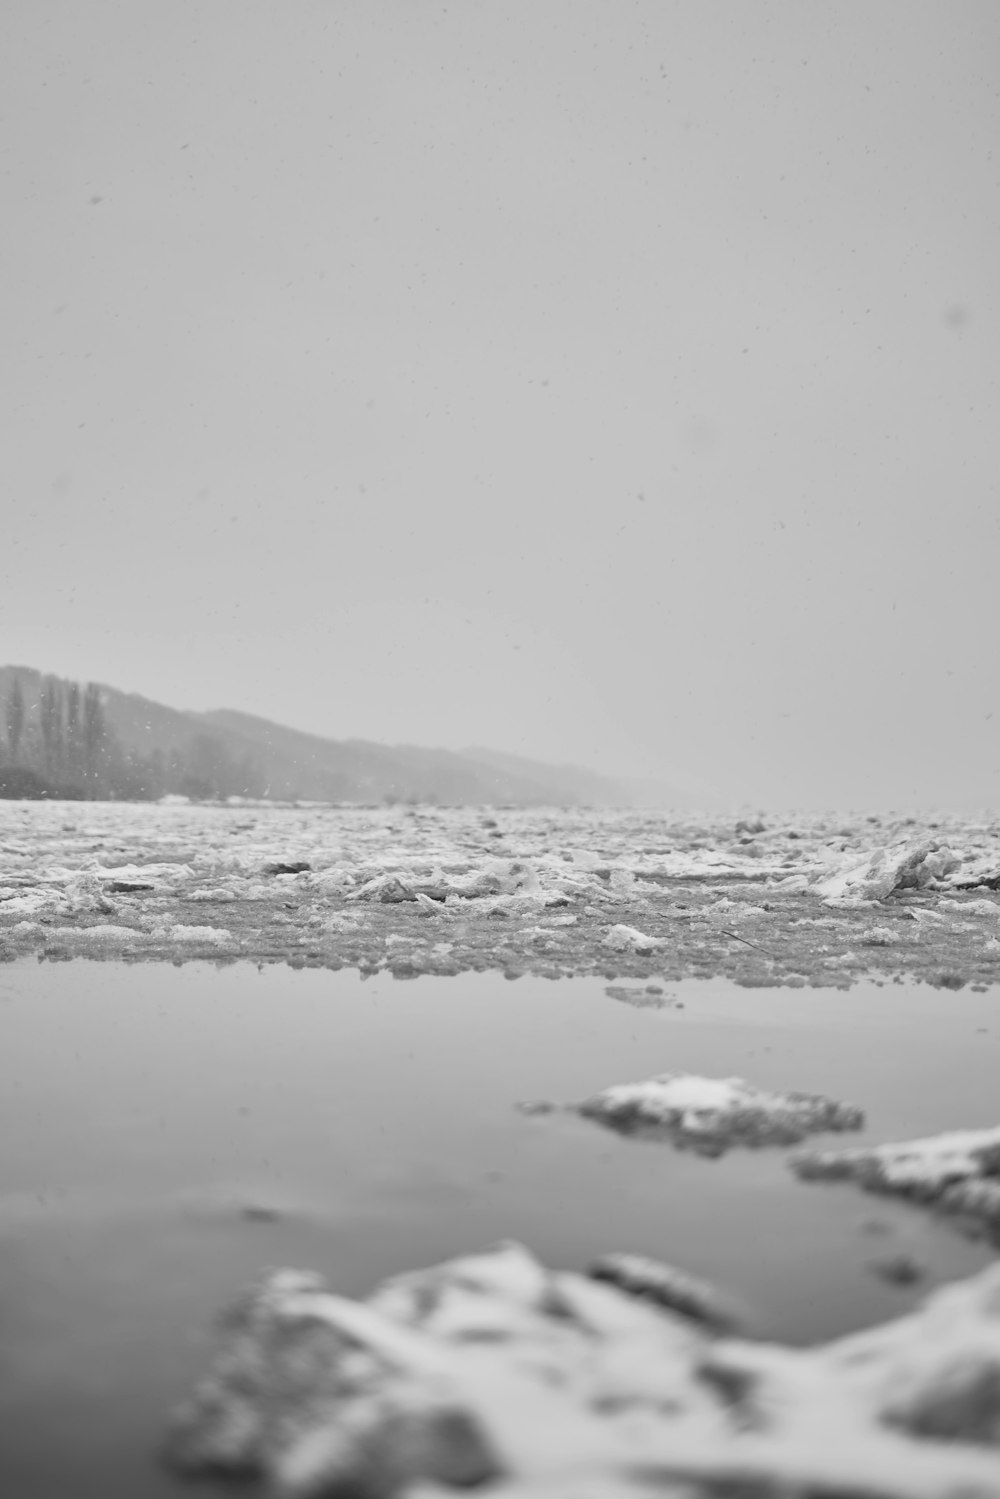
[46,923,140,946]
[5,803,1000,984]
[575,1073,864,1153]
[949,853,1000,891]
[793,1125,1000,1241]
[348,873,422,903]
[163,1241,1000,1499]
[813,840,961,906]
[860,926,902,946]
[166,925,234,944]
[939,897,1000,918]
[602,923,660,954]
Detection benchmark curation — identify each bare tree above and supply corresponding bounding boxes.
[5,678,25,763]
[82,683,106,788]
[65,681,82,784]
[39,676,65,781]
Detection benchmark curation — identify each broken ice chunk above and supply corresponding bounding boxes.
[812,841,960,906]
[602,924,660,954]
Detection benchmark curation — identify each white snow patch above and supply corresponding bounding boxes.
[602,1075,746,1114]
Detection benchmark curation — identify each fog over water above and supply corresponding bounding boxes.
[2,1,998,807]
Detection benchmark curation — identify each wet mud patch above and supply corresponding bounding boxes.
[0,960,998,1494]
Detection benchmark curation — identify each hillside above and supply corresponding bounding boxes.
[197,707,627,805]
[458,744,699,809]
[0,666,689,806]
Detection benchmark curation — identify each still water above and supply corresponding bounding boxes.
[0,960,997,1495]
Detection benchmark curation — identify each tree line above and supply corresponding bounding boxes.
[0,675,267,801]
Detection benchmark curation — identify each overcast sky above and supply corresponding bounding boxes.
[2,1,998,808]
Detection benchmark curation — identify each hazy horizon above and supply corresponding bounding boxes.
[2,657,996,815]
[3,2,998,810]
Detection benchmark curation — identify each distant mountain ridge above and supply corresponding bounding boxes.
[0,666,699,807]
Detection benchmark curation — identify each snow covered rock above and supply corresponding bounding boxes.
[575,1073,864,1154]
[588,1251,744,1333]
[793,1125,1000,1241]
[163,1242,1000,1499]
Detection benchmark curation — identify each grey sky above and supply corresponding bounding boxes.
[2,1,998,808]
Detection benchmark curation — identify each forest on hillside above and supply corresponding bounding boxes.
[0,674,265,801]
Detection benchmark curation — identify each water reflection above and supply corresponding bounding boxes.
[0,961,997,1495]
